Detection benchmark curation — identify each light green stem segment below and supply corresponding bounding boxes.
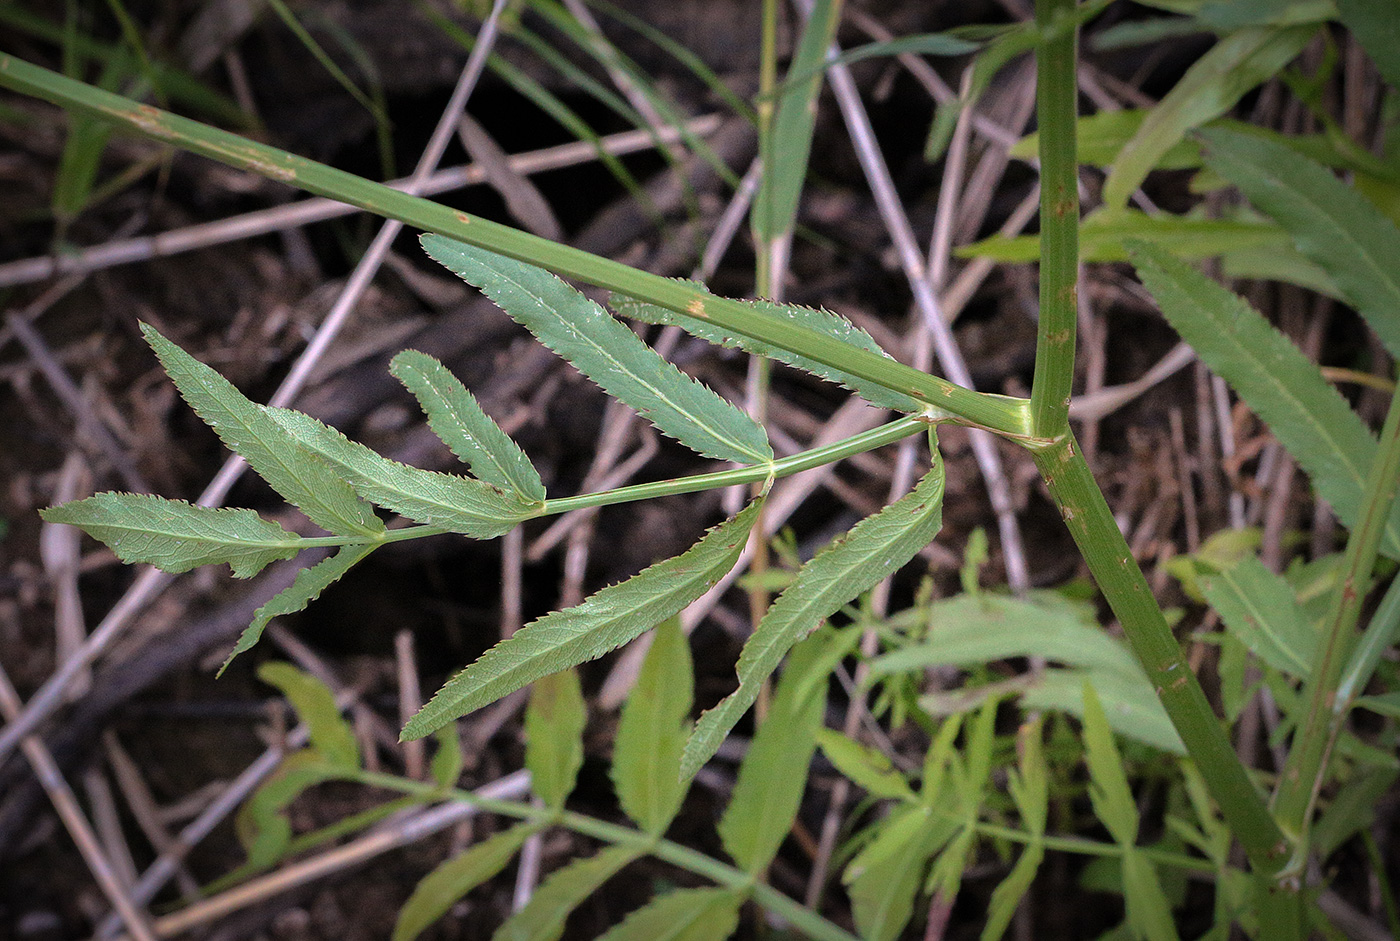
[1272,376,1400,857]
[1028,0,1079,438]
[0,53,1030,439]
[1032,434,1290,877]
[355,770,859,941]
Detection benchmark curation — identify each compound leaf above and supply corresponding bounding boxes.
[268,407,538,537]
[221,543,377,674]
[41,493,300,578]
[421,236,771,466]
[685,460,944,776]
[140,324,383,538]
[391,349,546,502]
[402,501,761,740]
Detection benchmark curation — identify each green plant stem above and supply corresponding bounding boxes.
[1031,433,1290,877]
[355,770,860,941]
[1273,377,1400,862]
[0,54,1031,439]
[1028,0,1078,438]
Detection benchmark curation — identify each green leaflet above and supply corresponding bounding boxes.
[684,461,944,776]
[390,350,546,503]
[752,0,841,244]
[401,501,761,741]
[237,750,346,869]
[1198,126,1400,360]
[524,669,586,809]
[221,544,377,674]
[258,663,359,769]
[392,822,541,941]
[981,719,1048,941]
[593,887,744,941]
[491,846,642,941]
[715,630,828,874]
[140,324,384,538]
[40,493,301,578]
[420,236,772,466]
[1200,556,1315,677]
[846,806,949,941]
[611,617,694,834]
[612,287,923,413]
[267,407,538,538]
[1082,683,1179,941]
[1101,24,1315,211]
[815,729,915,802]
[430,725,463,788]
[1130,241,1400,560]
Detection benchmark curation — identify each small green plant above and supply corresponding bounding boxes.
[8,0,1400,937]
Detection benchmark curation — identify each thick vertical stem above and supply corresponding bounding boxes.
[1029,0,1080,438]
[1033,435,1290,876]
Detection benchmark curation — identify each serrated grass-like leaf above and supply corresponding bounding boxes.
[716,630,828,873]
[390,350,546,502]
[684,460,944,777]
[421,236,772,466]
[1198,126,1400,361]
[140,324,383,538]
[257,662,359,769]
[492,846,642,941]
[1129,241,1400,559]
[401,501,760,741]
[392,822,540,941]
[220,543,377,675]
[611,617,693,834]
[1101,25,1314,211]
[1201,555,1314,677]
[593,887,744,941]
[267,407,538,537]
[524,669,585,809]
[612,287,922,414]
[41,493,301,577]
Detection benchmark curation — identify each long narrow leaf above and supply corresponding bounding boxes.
[492,846,642,941]
[1200,556,1315,677]
[593,887,744,941]
[612,288,922,413]
[1129,241,1400,559]
[391,350,546,502]
[1102,25,1314,210]
[1198,126,1400,360]
[267,407,537,537]
[140,324,383,538]
[684,459,944,776]
[524,669,586,810]
[611,617,694,833]
[715,630,828,873]
[41,493,301,577]
[392,823,540,941]
[421,236,772,466]
[221,543,377,673]
[402,501,761,740]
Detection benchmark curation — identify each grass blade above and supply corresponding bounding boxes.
[524,669,586,810]
[422,236,773,466]
[492,846,642,941]
[41,493,301,577]
[716,630,828,873]
[611,617,694,834]
[140,324,384,538]
[612,287,923,414]
[267,407,538,537]
[401,500,761,740]
[221,543,377,673]
[1129,240,1400,559]
[684,458,944,776]
[390,349,546,502]
[1198,125,1400,360]
[1101,24,1314,211]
